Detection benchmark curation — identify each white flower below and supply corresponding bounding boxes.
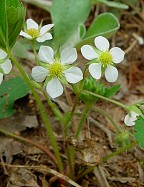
[31,46,83,98]
[81,36,125,82]
[20,19,54,42]
[124,111,139,126]
[0,49,12,84]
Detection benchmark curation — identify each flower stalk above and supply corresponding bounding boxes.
[7,49,64,173]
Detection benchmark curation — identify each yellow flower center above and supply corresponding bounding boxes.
[49,61,63,78]
[99,51,112,66]
[27,28,40,38]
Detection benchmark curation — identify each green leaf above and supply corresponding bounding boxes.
[134,116,144,148]
[0,0,7,38]
[105,84,120,98]
[51,0,91,48]
[77,13,120,48]
[91,0,128,9]
[62,24,86,48]
[0,77,29,119]
[0,0,25,49]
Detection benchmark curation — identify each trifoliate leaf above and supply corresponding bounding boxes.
[105,84,120,98]
[134,116,144,148]
[80,76,120,104]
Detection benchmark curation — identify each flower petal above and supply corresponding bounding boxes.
[46,78,63,98]
[124,112,139,126]
[64,67,83,83]
[26,19,38,30]
[0,49,7,59]
[20,31,32,39]
[105,65,118,82]
[0,73,3,84]
[88,63,102,79]
[1,59,12,74]
[40,24,54,35]
[94,36,109,51]
[110,47,125,64]
[81,45,99,60]
[60,48,77,64]
[36,33,52,42]
[38,46,54,64]
[31,66,48,82]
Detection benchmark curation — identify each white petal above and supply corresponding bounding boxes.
[26,19,38,30]
[31,66,48,82]
[60,48,77,64]
[105,65,118,82]
[0,49,7,59]
[0,73,3,84]
[64,67,83,83]
[88,63,102,79]
[20,31,32,39]
[40,24,54,35]
[110,47,125,64]
[1,59,12,74]
[81,45,99,60]
[124,112,138,126]
[94,36,109,51]
[38,46,54,64]
[46,78,63,98]
[36,33,52,42]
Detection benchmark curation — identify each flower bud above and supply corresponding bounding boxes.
[116,131,130,147]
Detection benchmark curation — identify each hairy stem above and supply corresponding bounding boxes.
[75,105,91,139]
[7,50,63,172]
[102,140,138,162]
[82,90,128,110]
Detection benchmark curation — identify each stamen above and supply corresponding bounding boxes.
[99,51,112,66]
[27,28,40,38]
[49,62,63,78]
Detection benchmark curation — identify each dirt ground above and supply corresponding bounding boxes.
[0,1,144,187]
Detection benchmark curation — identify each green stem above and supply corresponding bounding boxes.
[7,50,63,172]
[82,90,128,110]
[76,166,95,180]
[70,67,88,117]
[94,107,122,133]
[75,105,91,139]
[31,40,37,57]
[102,140,138,162]
[71,93,80,116]
[40,88,64,124]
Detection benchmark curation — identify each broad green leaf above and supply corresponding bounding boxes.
[77,13,120,48]
[51,0,91,48]
[62,24,86,48]
[0,0,7,38]
[105,85,120,98]
[0,0,25,49]
[0,77,29,119]
[91,0,128,9]
[134,116,144,148]
[7,6,25,48]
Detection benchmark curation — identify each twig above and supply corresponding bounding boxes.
[0,163,81,187]
[0,128,57,165]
